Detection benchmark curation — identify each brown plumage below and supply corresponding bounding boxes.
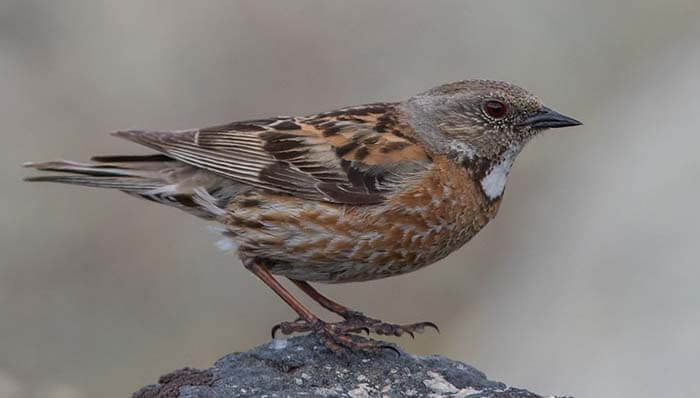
[24,80,581,352]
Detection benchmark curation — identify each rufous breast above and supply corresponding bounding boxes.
[227,155,501,283]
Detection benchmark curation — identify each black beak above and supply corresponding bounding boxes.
[517,107,582,129]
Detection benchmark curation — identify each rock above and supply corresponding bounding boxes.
[132,334,570,398]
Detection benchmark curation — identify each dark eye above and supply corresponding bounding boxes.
[483,100,507,119]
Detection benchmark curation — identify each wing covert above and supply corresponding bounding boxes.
[113,104,431,204]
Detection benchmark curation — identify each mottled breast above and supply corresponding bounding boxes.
[226,155,501,283]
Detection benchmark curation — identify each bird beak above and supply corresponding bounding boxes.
[517,107,582,129]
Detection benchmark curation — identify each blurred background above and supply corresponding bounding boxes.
[2,1,699,397]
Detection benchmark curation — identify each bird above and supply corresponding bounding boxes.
[24,79,581,352]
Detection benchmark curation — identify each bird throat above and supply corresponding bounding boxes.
[461,142,525,201]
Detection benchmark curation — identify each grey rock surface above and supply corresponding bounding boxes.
[133,335,569,398]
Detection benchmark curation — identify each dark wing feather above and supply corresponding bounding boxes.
[112,104,431,204]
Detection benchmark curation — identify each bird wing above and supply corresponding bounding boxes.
[113,103,431,205]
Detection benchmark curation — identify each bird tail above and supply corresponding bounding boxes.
[23,154,173,190]
[24,154,242,220]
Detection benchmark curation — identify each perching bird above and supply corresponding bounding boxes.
[24,80,581,352]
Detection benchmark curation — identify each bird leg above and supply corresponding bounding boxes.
[278,279,440,338]
[291,279,362,318]
[242,259,382,353]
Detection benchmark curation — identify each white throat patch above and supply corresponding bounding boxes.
[480,145,523,200]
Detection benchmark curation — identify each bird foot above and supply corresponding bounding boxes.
[339,312,440,338]
[271,314,439,352]
[271,318,397,354]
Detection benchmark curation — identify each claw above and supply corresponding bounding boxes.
[271,324,281,339]
[270,319,317,338]
[421,321,440,334]
[379,344,401,357]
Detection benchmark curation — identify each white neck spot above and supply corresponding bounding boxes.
[480,146,521,200]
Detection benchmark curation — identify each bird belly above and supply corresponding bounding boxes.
[225,156,501,283]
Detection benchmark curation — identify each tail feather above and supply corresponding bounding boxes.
[91,154,173,163]
[24,159,161,178]
[24,155,244,220]
[23,175,160,190]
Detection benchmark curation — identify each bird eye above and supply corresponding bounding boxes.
[483,100,507,119]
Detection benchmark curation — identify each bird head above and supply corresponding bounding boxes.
[402,80,582,161]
